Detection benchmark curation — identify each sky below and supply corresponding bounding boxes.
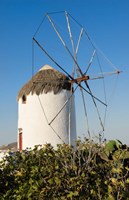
[0,0,129,145]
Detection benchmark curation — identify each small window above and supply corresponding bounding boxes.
[22,95,27,104]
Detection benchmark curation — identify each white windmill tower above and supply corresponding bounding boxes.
[17,11,121,150]
[17,64,76,150]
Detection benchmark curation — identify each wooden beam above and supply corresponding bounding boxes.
[69,75,89,83]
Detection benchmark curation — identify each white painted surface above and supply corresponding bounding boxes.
[18,90,76,149]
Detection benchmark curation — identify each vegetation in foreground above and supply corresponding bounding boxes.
[0,139,129,200]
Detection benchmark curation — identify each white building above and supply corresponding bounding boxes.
[17,65,76,150]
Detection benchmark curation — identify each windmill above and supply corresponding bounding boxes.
[17,11,121,150]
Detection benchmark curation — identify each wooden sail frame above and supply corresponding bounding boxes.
[32,11,121,144]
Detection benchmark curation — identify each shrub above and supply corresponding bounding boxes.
[0,139,129,199]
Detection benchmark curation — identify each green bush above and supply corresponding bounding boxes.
[0,139,129,199]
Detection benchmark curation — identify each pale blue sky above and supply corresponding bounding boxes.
[0,0,129,145]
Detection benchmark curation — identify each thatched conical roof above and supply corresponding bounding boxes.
[17,65,71,100]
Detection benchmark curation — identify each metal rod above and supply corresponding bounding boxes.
[85,81,105,131]
[74,27,91,137]
[33,15,46,38]
[80,87,90,137]
[84,49,96,75]
[46,14,82,74]
[75,28,83,56]
[48,84,79,125]
[65,11,90,138]
[89,76,104,80]
[33,37,73,80]
[65,11,75,55]
[38,95,65,143]
[98,70,122,76]
[33,37,107,106]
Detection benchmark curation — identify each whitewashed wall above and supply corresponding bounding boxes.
[18,90,76,149]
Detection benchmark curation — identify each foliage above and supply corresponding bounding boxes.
[0,139,129,199]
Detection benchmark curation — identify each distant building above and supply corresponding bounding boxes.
[0,142,17,161]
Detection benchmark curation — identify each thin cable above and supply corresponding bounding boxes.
[34,16,107,114]
[107,74,119,105]
[33,15,46,38]
[65,11,90,138]
[67,11,120,132]
[49,125,65,143]
[96,52,107,128]
[33,37,73,79]
[38,95,49,124]
[68,12,120,71]
[47,11,65,15]
[47,12,105,134]
[96,52,107,104]
[80,87,90,137]
[32,12,66,144]
[67,12,95,49]
[84,49,96,75]
[73,26,91,137]
[38,95,65,143]
[36,11,119,73]
[33,37,107,106]
[67,12,84,29]
[49,84,79,125]
[86,81,105,131]
[61,27,106,132]
[46,14,83,76]
[32,39,35,79]
[95,46,118,71]
[83,29,119,71]
[75,28,83,56]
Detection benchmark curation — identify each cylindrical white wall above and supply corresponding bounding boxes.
[18,90,76,149]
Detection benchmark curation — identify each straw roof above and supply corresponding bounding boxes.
[17,65,71,100]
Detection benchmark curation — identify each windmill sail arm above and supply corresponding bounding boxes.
[98,70,122,76]
[84,49,96,75]
[75,28,83,55]
[79,86,90,137]
[33,37,73,80]
[89,76,104,80]
[49,84,79,125]
[85,81,105,131]
[65,11,75,54]
[47,14,82,73]
[69,75,89,83]
[33,37,107,107]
